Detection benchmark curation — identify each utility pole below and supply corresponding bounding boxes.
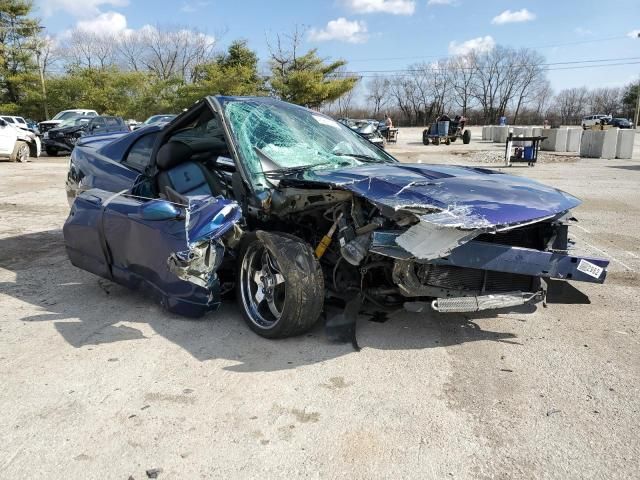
[635,81,640,130]
[636,33,640,129]
[34,44,49,120]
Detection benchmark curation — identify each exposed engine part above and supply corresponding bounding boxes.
[393,260,536,298]
[429,291,543,313]
[316,213,342,259]
[340,233,371,266]
[271,188,352,215]
[168,239,224,288]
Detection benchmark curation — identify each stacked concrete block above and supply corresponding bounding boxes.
[492,125,509,143]
[580,129,618,159]
[512,127,526,146]
[565,128,582,153]
[615,130,635,159]
[532,127,543,137]
[483,125,494,141]
[541,128,568,152]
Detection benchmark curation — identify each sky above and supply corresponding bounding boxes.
[36,0,640,92]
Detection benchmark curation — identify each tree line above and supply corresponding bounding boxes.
[1,2,355,120]
[1,0,638,125]
[326,48,639,126]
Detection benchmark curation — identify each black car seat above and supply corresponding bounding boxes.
[156,140,224,199]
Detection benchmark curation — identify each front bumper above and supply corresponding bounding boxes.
[371,232,608,284]
[43,138,72,152]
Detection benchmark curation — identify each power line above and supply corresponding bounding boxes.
[347,34,631,63]
[331,56,640,75]
[330,57,640,77]
[333,60,640,78]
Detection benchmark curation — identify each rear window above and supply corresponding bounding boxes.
[123,132,158,172]
[106,117,120,126]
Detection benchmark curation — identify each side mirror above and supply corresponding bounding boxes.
[140,199,182,221]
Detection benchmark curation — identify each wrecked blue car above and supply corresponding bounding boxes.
[64,96,609,339]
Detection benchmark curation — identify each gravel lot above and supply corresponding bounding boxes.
[1,128,639,479]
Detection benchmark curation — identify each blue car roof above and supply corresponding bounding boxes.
[95,124,164,160]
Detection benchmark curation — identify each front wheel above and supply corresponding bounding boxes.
[237,231,324,338]
[10,141,30,163]
[422,129,429,145]
[462,129,471,144]
[45,147,58,157]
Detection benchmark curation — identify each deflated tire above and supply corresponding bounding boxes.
[237,231,324,338]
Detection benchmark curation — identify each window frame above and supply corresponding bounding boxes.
[122,131,160,173]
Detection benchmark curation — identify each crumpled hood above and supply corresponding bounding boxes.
[295,163,581,228]
[50,125,85,135]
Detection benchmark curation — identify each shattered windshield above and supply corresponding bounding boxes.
[222,99,395,183]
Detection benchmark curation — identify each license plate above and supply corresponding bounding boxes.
[577,259,603,279]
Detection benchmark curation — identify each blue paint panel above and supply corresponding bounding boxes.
[296,163,581,228]
[431,241,609,284]
[63,189,241,317]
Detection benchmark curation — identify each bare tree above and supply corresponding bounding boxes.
[589,87,622,115]
[510,48,546,124]
[64,30,117,69]
[137,26,216,82]
[553,87,590,124]
[448,53,475,116]
[366,75,390,116]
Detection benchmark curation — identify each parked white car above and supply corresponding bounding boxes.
[38,109,99,134]
[0,118,41,162]
[582,115,612,129]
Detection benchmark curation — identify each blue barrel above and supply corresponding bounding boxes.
[524,146,534,160]
[437,121,449,136]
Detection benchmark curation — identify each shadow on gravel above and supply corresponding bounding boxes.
[1,229,520,372]
[607,165,640,171]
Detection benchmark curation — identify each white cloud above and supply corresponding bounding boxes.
[448,35,495,55]
[308,18,369,44]
[180,1,210,13]
[427,0,455,5]
[342,0,415,15]
[75,11,128,35]
[574,27,593,36]
[627,29,640,38]
[40,0,129,18]
[491,9,536,25]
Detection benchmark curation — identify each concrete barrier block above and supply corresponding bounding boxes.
[493,126,508,143]
[532,127,543,137]
[512,127,526,146]
[616,130,635,159]
[580,129,618,158]
[565,129,582,152]
[580,130,603,157]
[541,128,568,152]
[602,128,618,159]
[486,125,495,141]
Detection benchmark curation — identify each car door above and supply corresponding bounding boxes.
[63,188,241,316]
[89,117,107,135]
[0,120,16,154]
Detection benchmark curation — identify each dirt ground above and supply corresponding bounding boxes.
[1,128,639,479]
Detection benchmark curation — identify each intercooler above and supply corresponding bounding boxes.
[416,264,535,294]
